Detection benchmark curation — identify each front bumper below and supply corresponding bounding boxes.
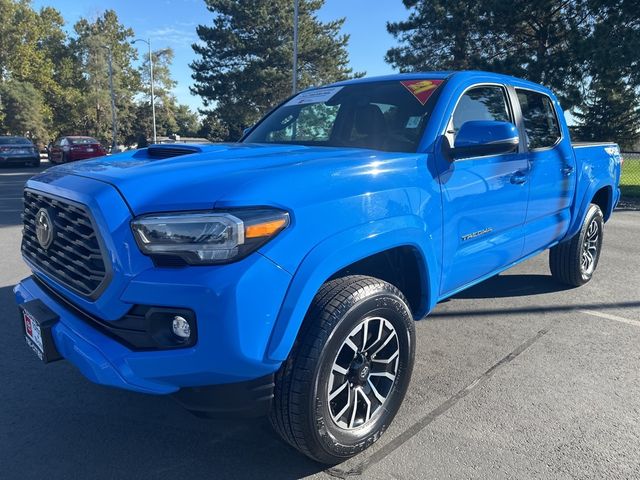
[14,250,292,397]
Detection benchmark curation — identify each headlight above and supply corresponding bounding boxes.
[131,208,289,265]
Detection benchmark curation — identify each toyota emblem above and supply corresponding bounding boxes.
[35,208,54,249]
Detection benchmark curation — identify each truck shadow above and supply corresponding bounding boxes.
[451,273,574,299]
[0,285,324,480]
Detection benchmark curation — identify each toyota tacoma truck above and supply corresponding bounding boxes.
[14,71,622,464]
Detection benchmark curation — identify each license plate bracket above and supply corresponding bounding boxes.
[20,299,62,363]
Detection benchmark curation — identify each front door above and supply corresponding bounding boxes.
[437,84,530,295]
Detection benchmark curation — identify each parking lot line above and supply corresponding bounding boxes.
[579,309,640,328]
[329,323,555,478]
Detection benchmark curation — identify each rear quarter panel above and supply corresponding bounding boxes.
[565,144,621,239]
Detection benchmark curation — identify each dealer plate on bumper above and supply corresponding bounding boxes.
[19,299,62,363]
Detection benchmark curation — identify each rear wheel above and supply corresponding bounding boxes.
[270,275,415,464]
[549,203,604,286]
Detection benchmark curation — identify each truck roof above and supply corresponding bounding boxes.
[327,70,552,95]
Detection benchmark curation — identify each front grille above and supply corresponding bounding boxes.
[22,190,110,298]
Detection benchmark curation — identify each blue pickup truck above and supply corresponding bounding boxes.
[15,71,621,463]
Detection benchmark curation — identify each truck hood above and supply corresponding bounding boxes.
[44,143,402,214]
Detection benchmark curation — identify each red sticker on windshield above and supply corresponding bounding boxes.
[401,79,443,105]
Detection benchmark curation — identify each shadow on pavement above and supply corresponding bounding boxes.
[0,284,325,480]
[452,273,574,299]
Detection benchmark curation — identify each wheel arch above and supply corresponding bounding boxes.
[265,216,438,362]
[564,181,615,241]
[591,185,613,221]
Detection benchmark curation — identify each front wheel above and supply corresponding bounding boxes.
[549,203,604,286]
[270,275,415,464]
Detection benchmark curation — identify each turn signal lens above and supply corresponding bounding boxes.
[245,218,287,239]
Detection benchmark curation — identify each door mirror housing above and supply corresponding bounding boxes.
[451,120,519,159]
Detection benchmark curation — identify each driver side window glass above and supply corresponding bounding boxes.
[451,86,511,136]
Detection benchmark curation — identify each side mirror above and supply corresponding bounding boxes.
[451,120,519,159]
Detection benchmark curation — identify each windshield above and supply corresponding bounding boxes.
[0,136,31,145]
[69,137,98,145]
[243,79,445,153]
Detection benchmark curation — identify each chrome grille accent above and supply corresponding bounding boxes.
[21,190,110,298]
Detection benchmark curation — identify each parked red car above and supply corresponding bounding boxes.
[49,136,106,164]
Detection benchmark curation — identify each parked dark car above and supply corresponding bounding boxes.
[49,136,106,164]
[0,136,40,167]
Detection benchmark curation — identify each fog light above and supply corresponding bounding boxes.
[172,316,191,339]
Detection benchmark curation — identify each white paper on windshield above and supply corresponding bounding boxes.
[285,86,343,107]
[405,116,421,129]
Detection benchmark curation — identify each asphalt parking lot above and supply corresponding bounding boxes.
[1,163,639,479]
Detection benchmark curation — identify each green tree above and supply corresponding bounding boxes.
[386,0,488,71]
[71,10,140,145]
[191,0,357,140]
[0,1,70,140]
[174,104,201,137]
[574,77,640,149]
[136,48,178,139]
[574,0,640,145]
[198,112,229,142]
[134,47,201,142]
[0,80,48,141]
[387,0,589,109]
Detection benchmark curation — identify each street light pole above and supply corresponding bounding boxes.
[133,38,157,144]
[101,45,118,152]
[292,0,299,95]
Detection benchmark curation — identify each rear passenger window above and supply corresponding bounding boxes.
[516,89,561,149]
[451,86,511,136]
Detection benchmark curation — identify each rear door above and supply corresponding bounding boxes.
[437,84,530,295]
[515,89,576,254]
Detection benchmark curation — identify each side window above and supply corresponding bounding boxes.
[451,86,511,136]
[516,89,561,149]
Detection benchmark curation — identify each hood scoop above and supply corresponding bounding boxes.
[147,145,202,159]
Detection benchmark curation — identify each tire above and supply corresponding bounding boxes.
[549,203,604,286]
[270,275,415,464]
[26,158,40,168]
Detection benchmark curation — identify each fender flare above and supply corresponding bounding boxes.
[563,180,614,241]
[265,215,438,362]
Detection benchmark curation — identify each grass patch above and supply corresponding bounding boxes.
[621,156,640,197]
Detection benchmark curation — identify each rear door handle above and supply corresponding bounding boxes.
[510,171,527,185]
[562,166,574,176]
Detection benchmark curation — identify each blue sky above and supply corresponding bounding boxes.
[34,0,409,112]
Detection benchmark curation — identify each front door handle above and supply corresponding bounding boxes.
[510,171,527,185]
[562,166,574,176]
